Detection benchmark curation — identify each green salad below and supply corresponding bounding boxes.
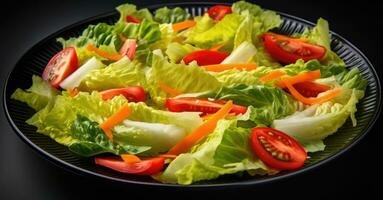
[12,1,367,184]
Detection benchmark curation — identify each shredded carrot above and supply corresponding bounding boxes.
[99,104,131,140]
[172,20,196,32]
[68,88,79,97]
[260,70,286,82]
[118,34,127,42]
[210,43,225,51]
[286,83,342,105]
[202,63,257,72]
[159,83,182,97]
[87,44,123,61]
[276,70,321,88]
[121,154,141,164]
[268,32,310,43]
[168,101,233,155]
[158,154,178,159]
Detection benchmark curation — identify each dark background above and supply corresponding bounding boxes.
[1,0,382,199]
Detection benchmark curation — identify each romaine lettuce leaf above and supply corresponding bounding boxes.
[154,7,191,23]
[165,42,200,63]
[116,3,153,23]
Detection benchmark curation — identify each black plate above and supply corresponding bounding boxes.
[3,2,381,188]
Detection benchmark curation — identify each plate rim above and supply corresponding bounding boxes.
[2,1,382,188]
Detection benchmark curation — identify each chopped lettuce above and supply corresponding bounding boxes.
[154,7,191,23]
[165,42,200,63]
[116,3,153,23]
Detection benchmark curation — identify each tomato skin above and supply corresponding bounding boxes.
[95,157,164,175]
[250,127,307,170]
[126,15,142,23]
[42,47,78,88]
[207,5,232,21]
[262,33,326,64]
[165,97,247,115]
[182,50,229,66]
[291,81,331,97]
[100,87,146,102]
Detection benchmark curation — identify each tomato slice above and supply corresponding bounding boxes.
[166,97,247,115]
[262,33,326,64]
[95,157,164,175]
[289,81,331,97]
[126,15,142,23]
[182,50,229,66]
[119,39,137,60]
[250,127,307,170]
[100,87,146,102]
[207,5,232,21]
[42,47,78,88]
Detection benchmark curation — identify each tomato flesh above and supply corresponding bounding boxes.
[262,33,326,64]
[182,50,229,66]
[166,97,247,115]
[100,86,146,102]
[250,127,307,170]
[207,5,232,21]
[95,157,164,175]
[119,39,137,60]
[290,81,331,97]
[42,47,78,88]
[126,15,142,23]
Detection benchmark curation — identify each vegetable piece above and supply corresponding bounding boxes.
[42,47,78,88]
[210,42,225,51]
[250,127,307,170]
[167,101,233,155]
[59,57,105,90]
[291,81,331,97]
[182,50,229,66]
[68,88,79,97]
[95,157,164,175]
[166,97,247,115]
[86,44,123,61]
[221,41,257,64]
[99,104,131,139]
[126,15,142,23]
[121,154,141,163]
[276,70,321,88]
[260,70,286,82]
[100,86,146,102]
[262,33,326,64]
[158,154,177,159]
[285,83,341,105]
[154,7,191,24]
[159,83,182,97]
[119,39,137,60]
[207,5,232,21]
[172,20,196,32]
[202,63,257,72]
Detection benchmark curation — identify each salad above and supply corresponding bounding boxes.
[11,1,367,184]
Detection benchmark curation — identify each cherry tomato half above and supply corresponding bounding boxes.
[100,86,146,102]
[42,47,78,88]
[126,15,142,23]
[95,157,164,175]
[250,127,307,170]
[290,81,331,97]
[166,97,247,115]
[207,5,232,21]
[262,33,326,64]
[182,50,229,66]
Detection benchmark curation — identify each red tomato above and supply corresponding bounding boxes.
[119,39,137,60]
[166,97,247,115]
[207,5,232,21]
[182,50,229,66]
[42,47,78,88]
[126,15,142,23]
[100,87,146,102]
[291,81,331,97]
[262,33,326,64]
[95,157,164,175]
[250,127,307,170]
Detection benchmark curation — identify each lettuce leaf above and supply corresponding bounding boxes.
[212,69,262,86]
[116,3,153,23]
[154,7,191,23]
[165,42,200,63]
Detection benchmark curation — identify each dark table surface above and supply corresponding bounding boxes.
[1,0,382,199]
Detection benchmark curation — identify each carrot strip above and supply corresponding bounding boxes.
[168,101,233,155]
[158,154,178,159]
[118,34,127,42]
[260,70,286,82]
[202,63,257,72]
[87,44,123,61]
[99,104,131,140]
[68,88,79,97]
[210,43,225,51]
[172,20,196,32]
[159,83,182,97]
[268,32,310,43]
[276,70,321,88]
[121,154,141,164]
[286,83,342,105]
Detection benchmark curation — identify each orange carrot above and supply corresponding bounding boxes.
[210,43,225,51]
[68,88,79,97]
[87,44,123,61]
[172,20,196,32]
[168,101,233,155]
[286,83,342,105]
[260,70,286,82]
[159,83,182,97]
[158,154,178,159]
[121,154,141,164]
[99,104,131,140]
[202,63,257,72]
[118,34,127,42]
[276,70,321,88]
